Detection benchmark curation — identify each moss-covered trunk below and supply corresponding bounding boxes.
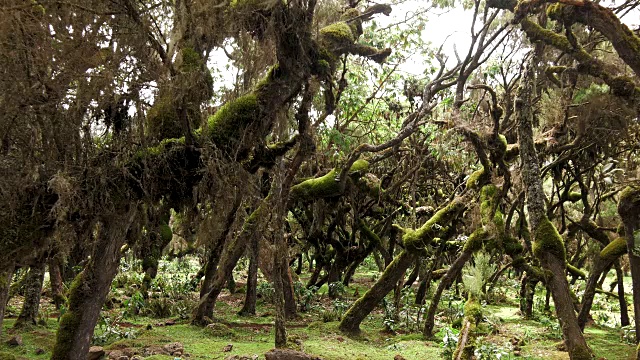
[618,186,640,344]
[0,263,15,336]
[339,250,416,334]
[51,207,137,360]
[578,257,614,329]
[14,258,46,329]
[517,61,592,360]
[423,251,472,337]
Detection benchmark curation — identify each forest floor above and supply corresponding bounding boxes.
[0,256,636,359]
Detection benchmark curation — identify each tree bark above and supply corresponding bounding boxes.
[516,60,592,360]
[239,235,259,316]
[615,259,630,326]
[14,257,46,329]
[51,206,137,360]
[339,250,416,334]
[49,256,65,310]
[618,186,640,344]
[423,251,472,337]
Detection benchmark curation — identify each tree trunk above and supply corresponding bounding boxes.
[193,198,269,326]
[51,207,137,360]
[0,263,15,336]
[274,233,288,348]
[517,60,592,360]
[49,256,65,310]
[578,257,609,329]
[615,259,630,326]
[282,265,297,320]
[339,250,416,334]
[14,258,46,329]
[423,251,472,337]
[239,235,259,316]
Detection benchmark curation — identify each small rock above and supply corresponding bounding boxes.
[35,348,46,355]
[163,342,184,356]
[223,344,234,352]
[514,350,521,357]
[264,349,322,360]
[146,324,153,330]
[107,349,124,359]
[7,335,23,346]
[88,346,105,360]
[394,356,406,360]
[165,319,176,326]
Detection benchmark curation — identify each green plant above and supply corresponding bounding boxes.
[257,281,275,303]
[438,326,459,359]
[122,291,145,319]
[473,339,511,359]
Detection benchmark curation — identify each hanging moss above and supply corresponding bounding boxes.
[600,237,627,261]
[532,216,566,261]
[204,94,260,150]
[146,92,182,141]
[462,228,489,253]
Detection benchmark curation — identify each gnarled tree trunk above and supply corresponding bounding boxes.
[516,60,592,360]
[51,206,137,360]
[14,256,46,329]
[0,263,15,336]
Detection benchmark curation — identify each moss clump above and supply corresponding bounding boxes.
[600,237,627,261]
[146,93,182,141]
[289,161,369,202]
[463,228,488,253]
[504,236,524,256]
[402,198,465,252]
[204,94,259,149]
[463,298,483,324]
[466,168,487,190]
[320,22,355,47]
[567,192,582,202]
[566,263,586,278]
[159,223,173,243]
[532,216,566,261]
[180,47,203,73]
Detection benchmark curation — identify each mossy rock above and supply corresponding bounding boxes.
[532,217,566,261]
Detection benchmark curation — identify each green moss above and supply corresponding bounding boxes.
[600,237,627,261]
[402,198,465,252]
[159,223,173,243]
[567,192,582,202]
[463,228,488,253]
[204,94,259,149]
[566,263,586,278]
[466,168,487,190]
[0,353,16,360]
[289,161,369,202]
[463,298,483,323]
[181,47,203,73]
[320,22,355,46]
[255,65,282,94]
[532,216,566,261]
[511,256,526,267]
[545,3,565,20]
[146,93,181,141]
[504,236,524,256]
